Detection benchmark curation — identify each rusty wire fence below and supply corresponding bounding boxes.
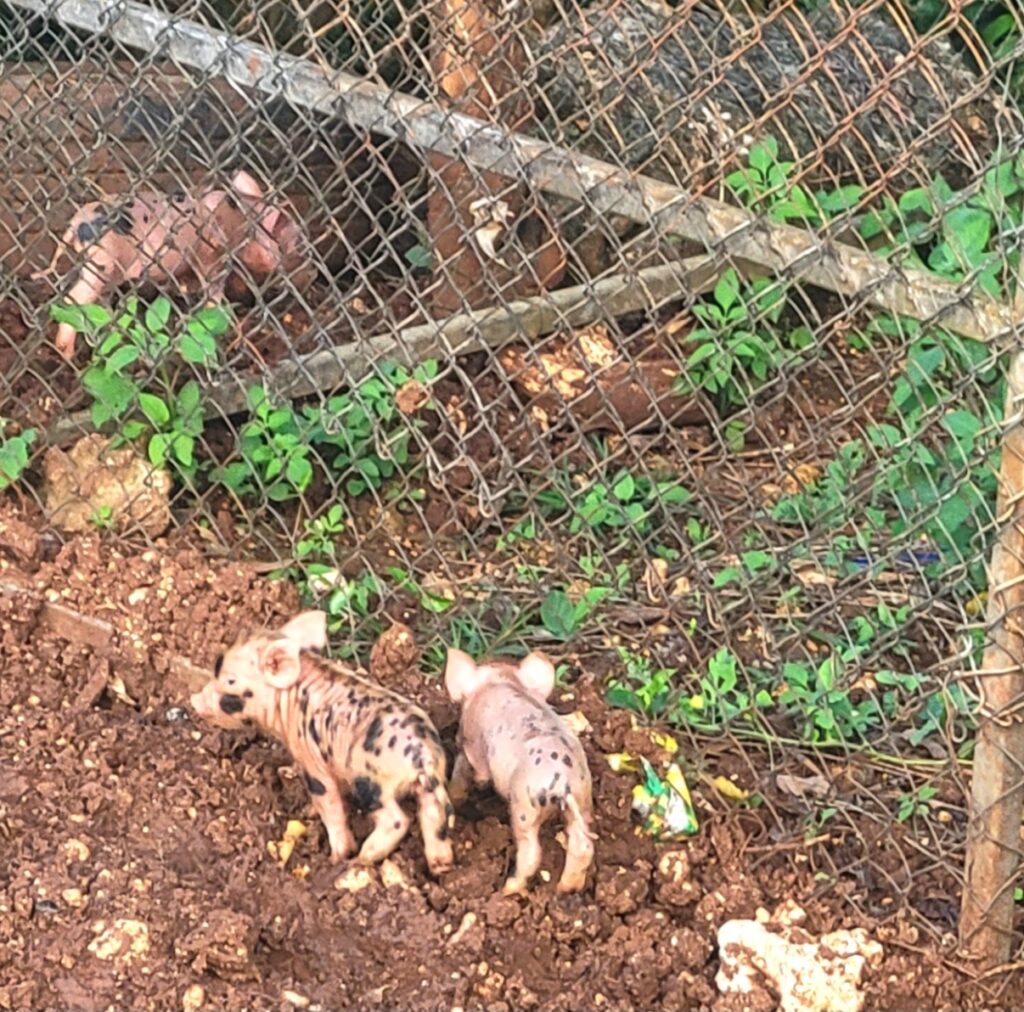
[2,0,1024,971]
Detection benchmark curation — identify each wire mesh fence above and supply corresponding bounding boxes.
[2,0,1024,972]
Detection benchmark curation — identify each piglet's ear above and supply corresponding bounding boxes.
[231,169,265,200]
[260,206,282,237]
[517,652,556,701]
[280,610,328,652]
[262,638,303,690]
[445,648,482,704]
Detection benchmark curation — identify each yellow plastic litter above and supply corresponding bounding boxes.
[711,775,750,802]
[631,757,698,840]
[606,752,640,774]
[649,730,679,755]
[267,819,307,869]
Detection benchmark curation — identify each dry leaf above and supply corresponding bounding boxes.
[776,773,832,800]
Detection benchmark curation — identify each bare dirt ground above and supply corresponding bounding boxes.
[2,501,1022,1011]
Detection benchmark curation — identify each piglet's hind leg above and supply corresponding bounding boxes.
[355,791,410,866]
[305,771,356,863]
[502,794,546,896]
[556,795,594,894]
[417,778,455,875]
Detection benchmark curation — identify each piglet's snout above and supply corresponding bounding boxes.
[190,687,216,718]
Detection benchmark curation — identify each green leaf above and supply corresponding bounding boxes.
[105,344,141,373]
[713,270,741,314]
[748,139,778,174]
[189,306,232,339]
[612,473,636,501]
[898,188,933,216]
[179,332,217,366]
[540,589,578,640]
[286,454,313,491]
[145,297,172,334]
[148,433,171,467]
[138,393,170,427]
[659,484,690,505]
[51,303,113,330]
[817,185,864,216]
[405,244,433,269]
[173,434,195,468]
[176,381,203,421]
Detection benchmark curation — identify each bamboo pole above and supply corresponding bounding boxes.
[45,255,728,444]
[960,258,1024,966]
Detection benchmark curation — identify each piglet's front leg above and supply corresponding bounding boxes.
[302,770,356,863]
[448,752,476,806]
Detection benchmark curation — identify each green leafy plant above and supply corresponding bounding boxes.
[88,505,115,531]
[303,360,436,497]
[570,470,691,537]
[897,784,939,823]
[725,136,863,225]
[778,653,882,745]
[214,386,316,502]
[860,153,1024,298]
[0,420,36,491]
[538,585,613,641]
[606,648,679,717]
[675,269,802,411]
[51,297,229,482]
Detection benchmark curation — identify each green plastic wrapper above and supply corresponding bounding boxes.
[631,756,699,839]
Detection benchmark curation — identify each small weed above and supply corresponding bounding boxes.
[214,385,316,502]
[539,586,612,641]
[897,784,939,823]
[606,648,678,717]
[303,360,436,497]
[778,653,882,745]
[53,297,229,484]
[88,505,115,531]
[296,505,347,560]
[387,566,454,615]
[725,136,864,226]
[0,419,36,490]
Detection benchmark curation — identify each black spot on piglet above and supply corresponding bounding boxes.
[304,773,327,796]
[351,776,382,813]
[213,653,224,677]
[363,716,383,753]
[112,209,134,235]
[76,215,109,244]
[219,694,245,715]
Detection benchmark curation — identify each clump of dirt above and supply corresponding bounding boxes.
[0,501,1013,1011]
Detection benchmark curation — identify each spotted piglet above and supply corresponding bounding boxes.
[190,610,455,875]
[445,648,595,895]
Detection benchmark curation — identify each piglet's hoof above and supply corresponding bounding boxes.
[502,878,528,897]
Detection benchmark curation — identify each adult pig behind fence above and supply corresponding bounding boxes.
[190,610,455,877]
[43,169,316,359]
[445,647,595,895]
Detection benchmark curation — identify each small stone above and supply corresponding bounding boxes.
[282,990,311,1008]
[182,984,205,1012]
[64,838,91,863]
[88,918,150,964]
[61,888,86,909]
[334,867,374,893]
[380,859,411,891]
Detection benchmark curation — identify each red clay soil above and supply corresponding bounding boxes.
[1,508,1022,1010]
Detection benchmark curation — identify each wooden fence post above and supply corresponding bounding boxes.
[961,347,1024,967]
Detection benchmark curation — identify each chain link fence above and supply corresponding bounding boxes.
[2,0,1024,971]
